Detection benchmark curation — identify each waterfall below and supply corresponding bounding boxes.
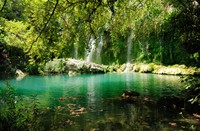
[127,30,133,63]
[85,36,104,63]
[74,45,78,59]
[86,36,96,62]
[96,36,103,64]
[125,30,133,72]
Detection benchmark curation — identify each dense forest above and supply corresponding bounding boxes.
[0,0,199,76]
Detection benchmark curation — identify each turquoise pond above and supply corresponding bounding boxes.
[0,73,187,130]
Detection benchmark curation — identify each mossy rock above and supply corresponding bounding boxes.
[132,64,140,72]
[139,64,154,73]
[114,64,121,70]
[107,65,117,72]
[120,64,126,72]
[44,58,106,74]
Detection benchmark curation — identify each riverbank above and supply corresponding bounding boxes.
[43,58,200,76]
[2,58,200,80]
[108,63,200,76]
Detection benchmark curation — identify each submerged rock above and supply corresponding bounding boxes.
[121,90,140,102]
[122,90,140,98]
[120,91,156,105]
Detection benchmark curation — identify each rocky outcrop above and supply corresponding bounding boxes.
[110,63,200,76]
[44,58,107,74]
[44,59,200,76]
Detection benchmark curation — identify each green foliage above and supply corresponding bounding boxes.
[4,20,34,48]
[0,83,42,130]
[183,77,200,114]
[0,0,199,74]
[0,83,90,130]
[0,0,28,21]
[0,83,53,130]
[44,59,65,73]
[0,83,15,130]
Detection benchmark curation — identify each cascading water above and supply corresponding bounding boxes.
[96,36,103,64]
[86,36,96,62]
[125,30,133,72]
[127,30,133,63]
[74,45,78,59]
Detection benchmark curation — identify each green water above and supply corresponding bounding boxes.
[0,73,185,130]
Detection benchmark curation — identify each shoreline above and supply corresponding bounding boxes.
[108,63,200,76]
[1,59,200,80]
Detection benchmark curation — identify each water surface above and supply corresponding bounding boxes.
[0,73,185,130]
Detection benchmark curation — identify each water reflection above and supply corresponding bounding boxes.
[87,75,96,108]
[0,73,183,104]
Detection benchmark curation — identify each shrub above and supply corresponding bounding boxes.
[44,59,65,73]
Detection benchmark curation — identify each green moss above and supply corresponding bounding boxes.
[132,64,140,72]
[120,64,126,72]
[132,63,200,76]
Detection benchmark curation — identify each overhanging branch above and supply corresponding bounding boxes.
[25,0,59,54]
[0,0,7,13]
